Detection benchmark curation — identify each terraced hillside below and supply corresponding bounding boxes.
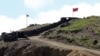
[42,16,100,49]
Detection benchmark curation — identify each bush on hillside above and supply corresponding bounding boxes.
[93,40,98,45]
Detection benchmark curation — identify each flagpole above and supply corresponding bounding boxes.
[72,11,74,17]
[26,16,27,27]
[26,14,29,27]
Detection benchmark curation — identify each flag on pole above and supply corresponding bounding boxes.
[72,8,78,17]
[73,8,78,12]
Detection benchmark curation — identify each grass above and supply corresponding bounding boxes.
[67,36,97,47]
[95,29,100,35]
[79,36,93,47]
[62,19,89,31]
[61,17,100,31]
[43,16,100,49]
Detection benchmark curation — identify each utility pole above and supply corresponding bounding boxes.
[26,14,29,27]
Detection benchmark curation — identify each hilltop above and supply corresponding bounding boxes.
[0,16,100,56]
[20,16,100,49]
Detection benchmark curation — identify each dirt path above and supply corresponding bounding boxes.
[29,36,100,55]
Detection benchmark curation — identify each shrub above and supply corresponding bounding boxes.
[93,40,98,45]
[67,37,77,43]
[80,36,89,41]
[95,30,100,35]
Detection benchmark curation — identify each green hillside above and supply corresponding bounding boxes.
[42,16,100,49]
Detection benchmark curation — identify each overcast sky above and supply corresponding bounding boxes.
[0,0,100,34]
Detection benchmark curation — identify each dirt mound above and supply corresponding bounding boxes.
[67,50,99,56]
[0,39,99,56]
[0,40,72,56]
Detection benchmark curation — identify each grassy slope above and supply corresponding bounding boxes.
[62,17,100,32]
[43,16,100,49]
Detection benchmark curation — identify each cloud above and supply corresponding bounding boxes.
[24,0,54,9]
[0,15,34,34]
[34,3,100,24]
[0,3,100,34]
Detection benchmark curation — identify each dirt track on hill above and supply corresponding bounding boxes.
[29,36,100,55]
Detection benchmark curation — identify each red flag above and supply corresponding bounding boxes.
[73,8,78,12]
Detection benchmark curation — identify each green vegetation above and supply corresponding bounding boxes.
[62,17,100,31]
[95,30,100,35]
[79,36,93,47]
[43,16,100,49]
[62,19,88,31]
[66,36,99,47]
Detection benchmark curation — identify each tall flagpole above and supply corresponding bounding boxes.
[26,14,29,27]
[72,8,74,17]
[72,11,74,17]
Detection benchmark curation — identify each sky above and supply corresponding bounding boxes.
[0,0,100,34]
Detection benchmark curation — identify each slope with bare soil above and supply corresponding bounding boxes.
[0,36,99,56]
[67,50,98,56]
[0,39,72,56]
[29,36,100,56]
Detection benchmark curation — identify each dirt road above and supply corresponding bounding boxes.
[29,36,100,55]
